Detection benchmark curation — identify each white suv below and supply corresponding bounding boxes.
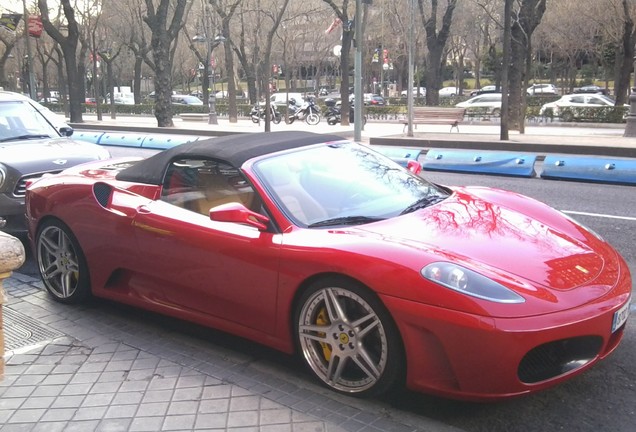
[527,84,558,96]
[455,93,502,116]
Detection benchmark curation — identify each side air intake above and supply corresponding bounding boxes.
[93,183,113,207]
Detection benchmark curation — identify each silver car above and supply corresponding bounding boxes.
[0,91,110,234]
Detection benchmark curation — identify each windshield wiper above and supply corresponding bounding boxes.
[308,216,385,228]
[0,134,52,143]
[400,195,446,215]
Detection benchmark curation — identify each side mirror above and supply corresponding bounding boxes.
[406,160,422,175]
[209,202,270,231]
[60,126,74,137]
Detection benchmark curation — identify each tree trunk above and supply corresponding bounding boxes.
[507,0,546,131]
[339,29,353,126]
[38,0,83,123]
[222,19,238,123]
[133,56,143,105]
[143,0,189,128]
[615,0,636,105]
[419,0,458,107]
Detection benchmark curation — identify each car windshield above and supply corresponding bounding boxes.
[0,100,60,143]
[253,142,449,227]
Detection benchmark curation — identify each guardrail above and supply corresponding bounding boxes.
[71,131,636,186]
[374,147,636,185]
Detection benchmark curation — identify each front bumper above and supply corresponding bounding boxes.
[0,192,26,234]
[382,268,631,401]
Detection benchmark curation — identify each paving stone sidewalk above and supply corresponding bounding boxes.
[1,273,459,432]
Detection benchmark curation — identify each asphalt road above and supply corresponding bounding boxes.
[14,148,635,432]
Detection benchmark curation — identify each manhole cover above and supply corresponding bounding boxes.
[2,307,65,352]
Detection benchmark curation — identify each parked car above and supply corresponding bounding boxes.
[574,85,609,96]
[364,94,387,106]
[26,131,631,401]
[439,86,460,97]
[400,87,426,97]
[527,83,558,96]
[455,93,502,116]
[539,93,627,121]
[171,95,204,105]
[0,91,110,234]
[470,85,499,96]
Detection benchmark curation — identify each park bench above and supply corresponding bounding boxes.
[402,106,466,132]
[179,113,209,122]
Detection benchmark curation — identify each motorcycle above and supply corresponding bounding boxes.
[250,104,282,124]
[326,104,367,126]
[285,98,321,125]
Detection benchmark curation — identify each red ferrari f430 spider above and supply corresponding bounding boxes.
[26,131,631,401]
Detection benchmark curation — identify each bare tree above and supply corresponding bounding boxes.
[613,0,636,104]
[143,0,190,127]
[38,0,85,122]
[323,0,355,126]
[0,31,18,91]
[418,0,458,106]
[254,0,291,131]
[208,0,242,123]
[508,0,547,131]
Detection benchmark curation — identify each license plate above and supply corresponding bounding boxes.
[611,302,630,333]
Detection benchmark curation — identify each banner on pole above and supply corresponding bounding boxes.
[28,16,43,38]
[0,13,22,32]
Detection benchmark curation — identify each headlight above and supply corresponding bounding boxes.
[421,262,525,304]
[0,164,5,189]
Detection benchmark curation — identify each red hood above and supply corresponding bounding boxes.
[358,187,616,293]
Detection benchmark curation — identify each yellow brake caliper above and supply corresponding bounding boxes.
[316,307,332,361]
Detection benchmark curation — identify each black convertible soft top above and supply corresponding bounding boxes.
[116,131,346,185]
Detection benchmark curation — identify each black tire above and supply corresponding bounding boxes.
[294,277,404,397]
[251,116,260,124]
[36,219,91,304]
[327,118,338,126]
[273,114,282,124]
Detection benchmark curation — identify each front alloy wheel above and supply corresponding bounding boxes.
[36,220,91,303]
[306,112,320,125]
[295,279,403,396]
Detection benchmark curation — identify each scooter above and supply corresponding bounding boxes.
[326,105,366,126]
[286,98,321,125]
[250,104,282,124]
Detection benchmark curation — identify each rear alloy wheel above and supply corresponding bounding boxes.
[295,278,403,397]
[36,220,91,303]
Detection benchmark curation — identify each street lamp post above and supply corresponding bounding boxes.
[208,36,225,125]
[194,34,225,125]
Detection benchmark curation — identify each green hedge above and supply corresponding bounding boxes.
[541,106,628,123]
